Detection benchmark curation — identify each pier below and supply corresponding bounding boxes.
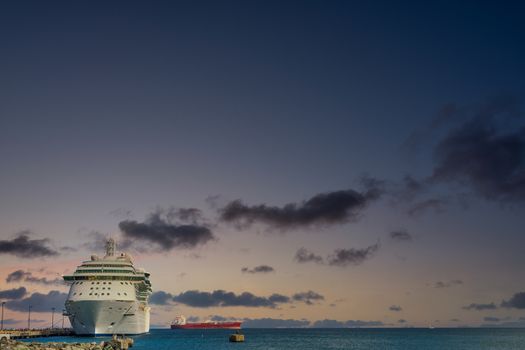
[0,328,74,339]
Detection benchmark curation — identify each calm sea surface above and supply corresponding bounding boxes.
[22,328,525,350]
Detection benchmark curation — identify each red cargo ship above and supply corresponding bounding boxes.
[170,315,242,330]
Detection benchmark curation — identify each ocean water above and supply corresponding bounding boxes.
[22,328,525,350]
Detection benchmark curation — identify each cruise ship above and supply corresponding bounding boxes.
[63,238,152,335]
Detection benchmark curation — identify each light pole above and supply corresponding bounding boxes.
[28,305,32,329]
[1,301,5,330]
[51,307,55,329]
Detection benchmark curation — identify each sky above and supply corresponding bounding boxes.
[0,0,525,329]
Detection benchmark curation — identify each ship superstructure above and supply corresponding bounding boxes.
[63,239,152,335]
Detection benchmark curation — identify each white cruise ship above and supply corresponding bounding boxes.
[63,238,152,335]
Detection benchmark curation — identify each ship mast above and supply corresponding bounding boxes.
[105,238,116,257]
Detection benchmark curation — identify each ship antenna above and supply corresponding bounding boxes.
[106,237,116,257]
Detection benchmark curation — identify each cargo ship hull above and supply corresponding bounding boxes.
[171,322,241,330]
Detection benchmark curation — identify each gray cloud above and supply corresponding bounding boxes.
[6,270,63,286]
[429,99,525,202]
[389,230,413,242]
[219,186,383,231]
[501,292,525,309]
[434,280,463,288]
[168,208,205,225]
[6,290,67,312]
[118,209,215,251]
[294,248,323,264]
[241,265,275,274]
[0,232,58,258]
[243,318,310,328]
[171,290,290,308]
[462,302,497,311]
[292,291,324,305]
[407,198,447,216]
[484,316,501,322]
[389,305,402,312]
[294,243,379,267]
[327,242,380,267]
[312,319,384,328]
[149,291,173,305]
[0,287,27,300]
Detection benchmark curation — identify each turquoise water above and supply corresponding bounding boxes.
[22,328,525,349]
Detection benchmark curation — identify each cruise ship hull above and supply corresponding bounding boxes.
[66,300,150,335]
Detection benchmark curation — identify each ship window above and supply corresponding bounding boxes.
[96,287,99,290]
[97,282,100,284]
[110,322,115,326]
[109,282,112,285]
[103,282,106,284]
[95,293,98,295]
[79,293,82,295]
[89,293,92,295]
[102,287,105,290]
[124,293,127,295]
[73,293,77,295]
[118,293,121,295]
[90,287,93,290]
[120,282,123,285]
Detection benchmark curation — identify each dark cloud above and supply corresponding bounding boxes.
[501,292,525,309]
[407,198,447,216]
[429,98,525,202]
[434,280,463,288]
[243,318,310,328]
[327,242,380,267]
[149,291,173,305]
[0,319,21,325]
[171,290,290,308]
[462,302,498,311]
[6,290,67,312]
[118,209,215,251]
[219,186,383,231]
[0,232,58,258]
[0,287,27,300]
[389,230,413,242]
[269,294,291,304]
[209,315,231,322]
[6,270,63,286]
[483,316,501,322]
[294,248,324,264]
[389,305,402,312]
[292,291,324,305]
[312,319,384,328]
[241,265,275,274]
[167,208,205,225]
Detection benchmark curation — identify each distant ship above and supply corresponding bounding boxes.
[63,238,152,335]
[171,315,242,330]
